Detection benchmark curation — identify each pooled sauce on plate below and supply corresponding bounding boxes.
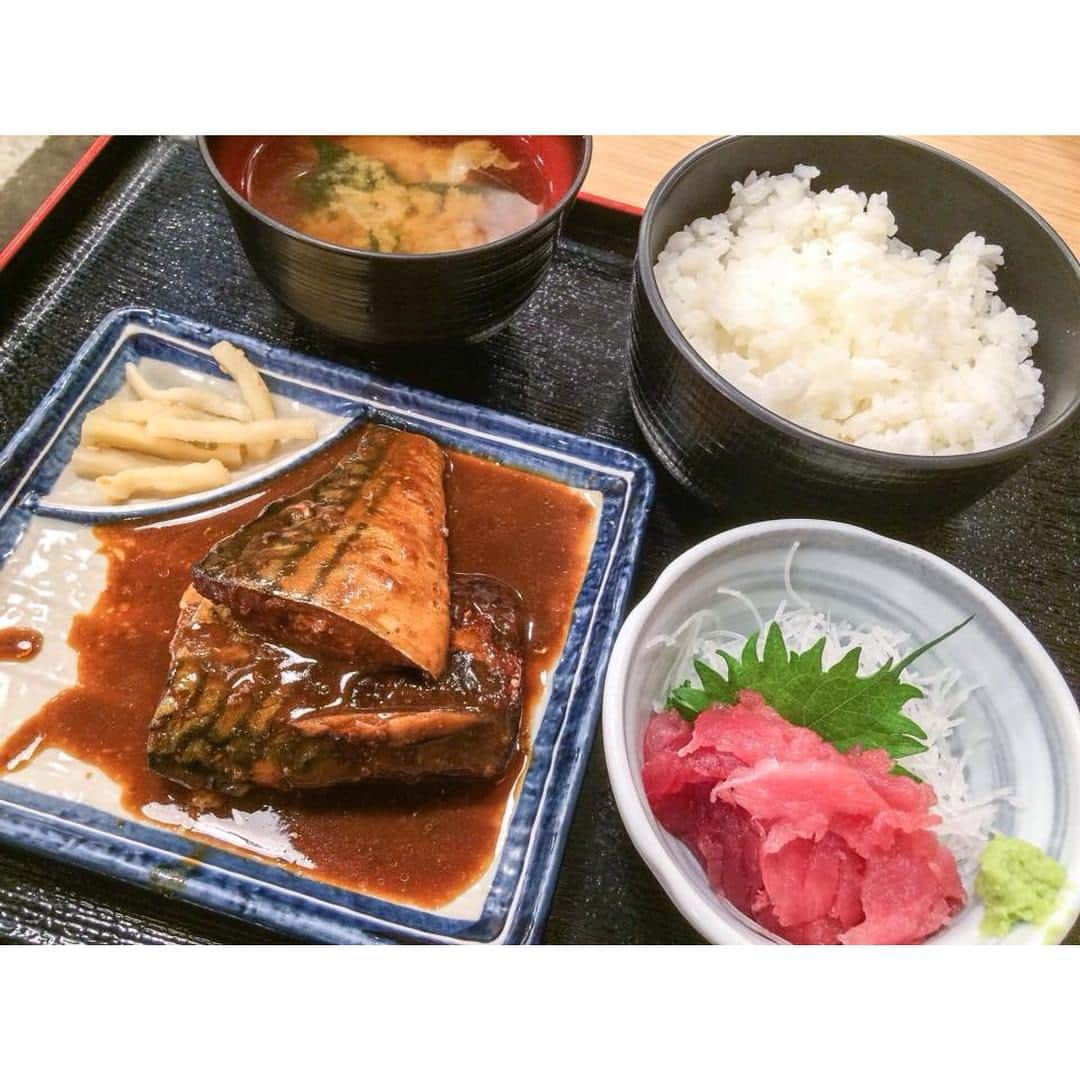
[0,431,596,908]
[237,136,551,254]
[0,627,43,663]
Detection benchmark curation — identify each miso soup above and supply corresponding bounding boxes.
[236,136,550,254]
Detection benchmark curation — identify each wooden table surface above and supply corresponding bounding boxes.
[585,136,1080,256]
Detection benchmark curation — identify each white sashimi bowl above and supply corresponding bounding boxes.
[602,519,1080,945]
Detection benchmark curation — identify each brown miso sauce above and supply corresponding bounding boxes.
[0,433,595,909]
[0,627,43,663]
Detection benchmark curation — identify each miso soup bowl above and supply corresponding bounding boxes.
[630,136,1080,522]
[199,135,592,347]
[602,520,1080,945]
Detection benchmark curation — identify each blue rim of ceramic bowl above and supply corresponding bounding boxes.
[602,518,1080,945]
[637,135,1080,471]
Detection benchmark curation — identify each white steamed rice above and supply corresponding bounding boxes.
[654,165,1043,454]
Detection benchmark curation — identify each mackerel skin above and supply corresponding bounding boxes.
[192,423,450,676]
[147,574,523,795]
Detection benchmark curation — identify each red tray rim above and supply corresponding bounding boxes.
[0,135,112,272]
[578,189,643,217]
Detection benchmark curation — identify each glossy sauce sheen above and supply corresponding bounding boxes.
[0,433,596,908]
[0,627,43,662]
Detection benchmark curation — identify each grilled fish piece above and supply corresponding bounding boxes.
[192,423,450,677]
[147,574,524,795]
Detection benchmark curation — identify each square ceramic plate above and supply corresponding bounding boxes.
[0,307,654,943]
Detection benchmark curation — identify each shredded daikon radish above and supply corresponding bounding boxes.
[645,544,1009,881]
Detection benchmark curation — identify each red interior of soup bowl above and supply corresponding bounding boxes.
[206,135,586,222]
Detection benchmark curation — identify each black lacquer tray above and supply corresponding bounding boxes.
[0,137,1076,944]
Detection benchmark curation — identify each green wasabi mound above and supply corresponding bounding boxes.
[974,835,1066,938]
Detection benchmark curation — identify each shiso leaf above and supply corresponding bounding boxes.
[666,617,973,768]
[692,658,736,705]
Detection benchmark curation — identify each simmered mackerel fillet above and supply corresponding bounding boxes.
[147,574,524,795]
[192,423,450,676]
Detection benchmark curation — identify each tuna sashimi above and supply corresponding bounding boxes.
[681,696,835,766]
[641,690,965,945]
[841,831,965,945]
[761,833,844,926]
[715,758,890,831]
[697,803,767,915]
